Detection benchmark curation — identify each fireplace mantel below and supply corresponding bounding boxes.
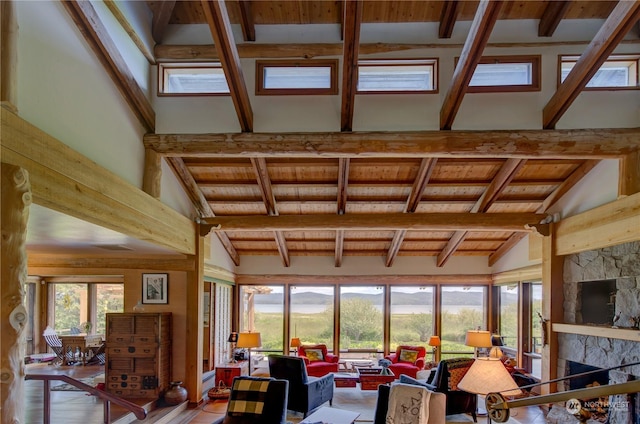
[553,323,640,342]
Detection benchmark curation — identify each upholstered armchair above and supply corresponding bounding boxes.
[211,376,289,424]
[297,344,339,377]
[419,357,478,422]
[384,345,427,378]
[268,354,334,417]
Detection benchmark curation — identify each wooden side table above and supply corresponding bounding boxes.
[215,361,249,387]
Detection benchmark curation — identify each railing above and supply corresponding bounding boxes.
[25,374,147,424]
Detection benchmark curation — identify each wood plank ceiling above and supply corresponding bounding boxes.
[106,1,640,267]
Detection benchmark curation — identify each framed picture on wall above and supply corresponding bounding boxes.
[142,273,169,304]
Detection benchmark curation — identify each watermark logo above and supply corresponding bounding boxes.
[566,399,582,415]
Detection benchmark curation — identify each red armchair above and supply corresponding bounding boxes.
[385,345,426,379]
[298,344,339,377]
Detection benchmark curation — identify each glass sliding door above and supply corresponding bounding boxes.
[389,286,434,350]
[290,286,334,350]
[499,284,519,348]
[239,285,284,353]
[440,285,487,358]
[339,286,384,358]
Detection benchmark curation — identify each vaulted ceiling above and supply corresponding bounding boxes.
[40,1,640,268]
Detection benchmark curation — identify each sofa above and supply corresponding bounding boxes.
[297,344,339,377]
[384,345,427,379]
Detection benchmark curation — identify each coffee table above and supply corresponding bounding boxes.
[300,406,360,424]
[332,372,359,388]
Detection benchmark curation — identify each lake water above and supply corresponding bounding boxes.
[255,304,483,314]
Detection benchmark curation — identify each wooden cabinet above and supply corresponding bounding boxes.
[105,312,172,399]
[215,361,248,387]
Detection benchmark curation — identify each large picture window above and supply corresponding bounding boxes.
[290,286,335,350]
[389,286,435,350]
[239,285,284,352]
[440,286,487,358]
[339,286,384,355]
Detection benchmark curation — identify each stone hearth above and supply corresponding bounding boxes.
[558,241,640,423]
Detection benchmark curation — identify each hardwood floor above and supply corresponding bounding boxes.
[24,363,548,424]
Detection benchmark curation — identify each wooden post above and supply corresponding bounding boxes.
[185,233,204,404]
[1,164,31,424]
[541,223,562,395]
[1,0,18,111]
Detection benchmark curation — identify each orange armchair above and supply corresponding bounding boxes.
[298,344,339,377]
[385,345,426,379]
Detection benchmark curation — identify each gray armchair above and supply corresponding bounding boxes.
[268,354,334,417]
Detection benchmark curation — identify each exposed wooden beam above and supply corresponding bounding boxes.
[28,255,196,271]
[144,128,640,159]
[538,1,571,37]
[200,212,545,232]
[104,0,155,64]
[437,158,526,266]
[250,157,290,267]
[337,158,350,214]
[488,159,599,266]
[440,0,503,130]
[439,0,460,38]
[488,232,527,267]
[154,39,640,61]
[340,0,362,132]
[143,148,162,198]
[2,106,193,254]
[251,158,277,215]
[201,0,253,132]
[165,157,241,265]
[151,0,176,44]
[237,0,255,42]
[619,151,640,196]
[335,229,345,267]
[274,230,290,267]
[61,0,155,132]
[543,1,640,129]
[385,158,438,267]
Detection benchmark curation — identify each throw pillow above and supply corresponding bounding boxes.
[304,348,324,362]
[227,379,270,416]
[399,349,419,364]
[448,366,470,391]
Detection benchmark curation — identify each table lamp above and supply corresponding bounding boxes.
[465,329,492,358]
[227,332,238,363]
[290,337,301,355]
[237,332,262,374]
[428,335,441,362]
[457,356,522,423]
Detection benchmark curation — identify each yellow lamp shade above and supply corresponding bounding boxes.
[236,332,262,349]
[291,337,301,348]
[465,330,492,348]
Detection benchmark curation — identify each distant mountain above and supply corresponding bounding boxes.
[252,290,509,306]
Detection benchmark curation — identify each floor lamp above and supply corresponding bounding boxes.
[237,332,262,374]
[464,329,494,415]
[290,337,301,356]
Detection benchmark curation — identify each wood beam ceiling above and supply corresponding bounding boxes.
[238,0,256,42]
[340,0,362,132]
[151,0,176,44]
[440,0,503,130]
[200,212,546,232]
[335,158,350,267]
[144,128,640,159]
[437,158,526,267]
[201,0,253,132]
[61,0,155,132]
[103,0,155,64]
[251,158,290,267]
[166,157,240,265]
[543,0,640,129]
[385,158,438,267]
[439,0,460,39]
[538,1,571,37]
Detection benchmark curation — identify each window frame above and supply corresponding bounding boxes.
[157,62,230,97]
[462,55,541,93]
[255,59,339,96]
[356,58,439,94]
[558,54,640,91]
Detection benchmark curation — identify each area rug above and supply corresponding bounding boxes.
[50,374,104,391]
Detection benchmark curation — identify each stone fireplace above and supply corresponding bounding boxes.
[552,241,640,423]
